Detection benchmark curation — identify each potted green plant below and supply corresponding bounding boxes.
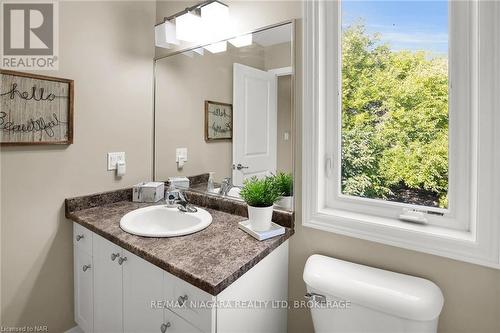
[274,172,293,210]
[239,176,281,231]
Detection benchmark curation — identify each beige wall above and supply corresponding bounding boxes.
[0,1,156,331]
[265,42,292,71]
[289,19,500,333]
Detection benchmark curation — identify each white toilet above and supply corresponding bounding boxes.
[303,255,444,333]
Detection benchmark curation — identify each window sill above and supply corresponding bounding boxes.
[303,207,499,269]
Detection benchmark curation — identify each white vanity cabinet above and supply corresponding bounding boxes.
[73,223,289,333]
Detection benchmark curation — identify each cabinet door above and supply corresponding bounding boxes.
[123,250,164,333]
[74,246,93,333]
[163,309,203,333]
[168,273,215,333]
[93,234,123,333]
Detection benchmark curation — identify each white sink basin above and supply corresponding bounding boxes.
[120,205,212,237]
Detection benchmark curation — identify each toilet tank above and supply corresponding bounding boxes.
[303,255,444,333]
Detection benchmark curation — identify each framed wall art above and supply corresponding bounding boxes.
[204,100,232,141]
[0,69,74,145]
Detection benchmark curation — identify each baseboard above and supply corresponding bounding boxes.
[64,326,83,333]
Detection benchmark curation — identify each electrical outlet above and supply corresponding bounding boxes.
[107,152,125,170]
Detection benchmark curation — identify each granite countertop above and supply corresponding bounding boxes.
[66,189,293,296]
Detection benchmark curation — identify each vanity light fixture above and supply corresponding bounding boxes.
[155,0,229,48]
[201,0,229,42]
[176,10,203,42]
[204,40,227,53]
[228,34,253,48]
[154,20,179,48]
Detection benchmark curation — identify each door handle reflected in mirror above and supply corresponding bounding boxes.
[235,163,249,170]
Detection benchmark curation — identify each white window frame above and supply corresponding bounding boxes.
[302,0,500,268]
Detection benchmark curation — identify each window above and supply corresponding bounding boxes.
[327,0,473,230]
[303,0,500,268]
[340,1,449,209]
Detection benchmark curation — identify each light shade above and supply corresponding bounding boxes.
[204,41,227,53]
[176,11,203,42]
[201,1,229,22]
[228,34,252,48]
[155,21,179,48]
[201,1,229,42]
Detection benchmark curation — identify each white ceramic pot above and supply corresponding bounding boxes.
[248,205,273,231]
[275,196,293,210]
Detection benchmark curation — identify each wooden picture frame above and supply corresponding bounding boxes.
[0,69,74,146]
[204,100,232,142]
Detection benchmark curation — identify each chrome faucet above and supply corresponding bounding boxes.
[176,190,197,213]
[165,186,197,213]
[219,177,233,196]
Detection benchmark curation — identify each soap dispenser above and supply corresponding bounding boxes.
[207,172,215,193]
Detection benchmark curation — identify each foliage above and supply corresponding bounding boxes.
[341,23,449,207]
[240,176,281,207]
[274,172,293,196]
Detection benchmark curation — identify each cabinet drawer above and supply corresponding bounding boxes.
[165,272,214,333]
[163,309,202,333]
[74,223,93,255]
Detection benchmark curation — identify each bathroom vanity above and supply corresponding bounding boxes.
[66,188,292,333]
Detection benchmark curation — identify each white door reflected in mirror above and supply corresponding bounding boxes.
[232,63,277,186]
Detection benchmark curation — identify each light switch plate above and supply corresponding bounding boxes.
[176,148,187,161]
[107,152,125,170]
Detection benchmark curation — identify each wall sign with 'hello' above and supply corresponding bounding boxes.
[205,100,232,142]
[0,70,74,145]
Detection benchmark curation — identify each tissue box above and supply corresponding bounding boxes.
[168,176,190,189]
[132,182,165,203]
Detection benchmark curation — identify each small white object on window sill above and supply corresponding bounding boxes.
[398,209,428,224]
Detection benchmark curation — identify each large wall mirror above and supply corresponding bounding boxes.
[154,21,295,211]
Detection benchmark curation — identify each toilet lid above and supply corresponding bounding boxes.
[303,254,444,321]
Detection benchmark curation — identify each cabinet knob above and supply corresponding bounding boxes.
[177,294,188,306]
[160,322,171,333]
[118,256,127,265]
[76,234,84,241]
[82,264,91,272]
[111,253,120,261]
